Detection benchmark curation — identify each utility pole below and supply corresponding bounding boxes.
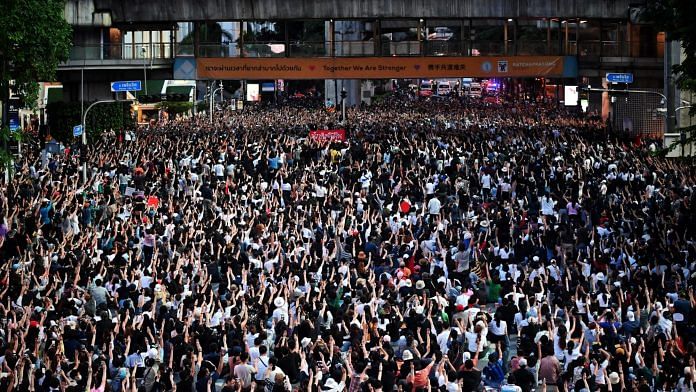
[142,47,148,95]
[340,88,347,124]
[664,38,676,134]
[210,81,223,123]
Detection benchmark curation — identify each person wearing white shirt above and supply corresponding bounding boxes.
[465,323,487,354]
[489,315,508,348]
[481,173,493,200]
[425,180,436,196]
[255,346,270,381]
[428,197,442,217]
[249,338,261,362]
[213,161,225,179]
[437,326,452,354]
[540,194,556,217]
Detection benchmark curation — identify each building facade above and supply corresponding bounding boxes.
[56,0,672,135]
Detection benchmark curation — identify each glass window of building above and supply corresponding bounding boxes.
[577,20,601,57]
[470,19,505,55]
[198,22,241,57]
[425,19,464,56]
[334,20,376,56]
[601,21,627,56]
[243,21,286,57]
[516,19,548,55]
[287,20,326,57]
[177,22,194,56]
[121,29,174,59]
[104,28,123,59]
[379,19,420,56]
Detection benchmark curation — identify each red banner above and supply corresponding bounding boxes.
[309,129,346,141]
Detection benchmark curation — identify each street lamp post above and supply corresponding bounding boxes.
[141,47,148,95]
[81,99,131,183]
[210,82,223,123]
[340,88,347,124]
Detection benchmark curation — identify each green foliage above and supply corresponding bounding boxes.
[0,0,72,109]
[196,101,209,113]
[0,125,23,169]
[157,101,193,115]
[644,1,696,156]
[46,101,135,143]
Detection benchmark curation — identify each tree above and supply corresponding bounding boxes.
[46,101,135,143]
[644,1,696,156]
[0,0,71,169]
[0,0,72,111]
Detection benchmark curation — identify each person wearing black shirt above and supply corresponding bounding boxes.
[509,358,535,392]
[459,359,481,391]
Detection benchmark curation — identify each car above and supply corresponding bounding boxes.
[436,81,452,96]
[418,81,434,97]
[466,83,482,98]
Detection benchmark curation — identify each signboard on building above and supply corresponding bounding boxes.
[564,86,578,106]
[197,56,574,80]
[8,97,21,131]
[261,82,275,92]
[246,84,260,101]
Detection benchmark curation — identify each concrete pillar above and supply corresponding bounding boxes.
[664,39,677,133]
[325,79,361,107]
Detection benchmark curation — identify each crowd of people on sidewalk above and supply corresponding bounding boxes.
[0,94,695,392]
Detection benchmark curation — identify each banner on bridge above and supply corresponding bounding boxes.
[197,56,575,80]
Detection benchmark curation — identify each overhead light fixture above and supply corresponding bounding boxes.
[507,18,513,22]
[580,20,588,24]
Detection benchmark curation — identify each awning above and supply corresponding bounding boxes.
[46,87,64,105]
[166,85,193,96]
[136,80,166,97]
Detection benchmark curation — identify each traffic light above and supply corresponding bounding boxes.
[609,83,629,96]
[609,83,628,103]
[340,89,347,99]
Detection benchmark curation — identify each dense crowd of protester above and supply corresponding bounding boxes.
[0,92,695,392]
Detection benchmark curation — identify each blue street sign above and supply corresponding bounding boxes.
[8,97,20,132]
[73,125,83,137]
[111,80,142,92]
[606,73,634,84]
[8,118,19,132]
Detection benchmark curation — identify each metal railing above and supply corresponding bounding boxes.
[470,41,505,56]
[516,41,551,56]
[334,41,375,56]
[289,42,328,57]
[424,41,467,56]
[575,41,664,58]
[379,41,421,56]
[177,43,194,56]
[242,42,287,57]
[67,39,664,60]
[198,43,242,58]
[68,44,175,61]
